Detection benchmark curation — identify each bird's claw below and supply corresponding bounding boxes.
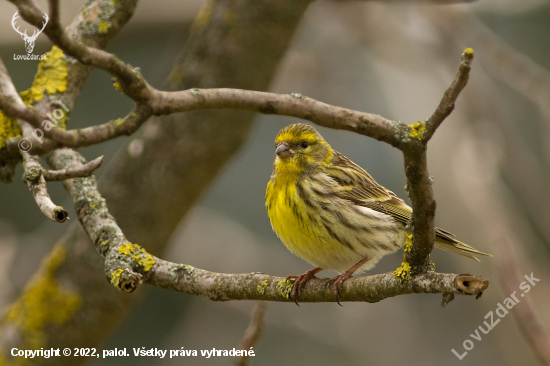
[326,272,353,306]
[287,267,322,305]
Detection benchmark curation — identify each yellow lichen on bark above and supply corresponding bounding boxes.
[277,279,294,299]
[408,122,426,140]
[190,1,214,35]
[393,259,412,282]
[19,46,68,107]
[110,268,124,289]
[3,245,81,351]
[118,243,155,271]
[0,112,21,149]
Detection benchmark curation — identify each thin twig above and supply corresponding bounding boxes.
[0,60,25,111]
[3,105,152,154]
[21,153,68,223]
[10,0,150,102]
[0,57,66,221]
[44,155,103,180]
[234,302,267,366]
[432,8,550,132]
[424,48,473,141]
[47,0,59,27]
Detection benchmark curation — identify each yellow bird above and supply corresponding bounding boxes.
[265,123,491,304]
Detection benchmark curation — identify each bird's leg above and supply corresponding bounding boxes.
[286,267,323,305]
[326,257,369,306]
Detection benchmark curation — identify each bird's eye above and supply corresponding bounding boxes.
[301,141,309,148]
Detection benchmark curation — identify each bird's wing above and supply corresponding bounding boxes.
[325,152,493,259]
[326,151,412,226]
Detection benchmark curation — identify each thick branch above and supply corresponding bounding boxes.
[146,260,488,303]
[402,49,473,266]
[5,88,400,152]
[45,148,139,287]
[153,89,400,146]
[403,149,436,265]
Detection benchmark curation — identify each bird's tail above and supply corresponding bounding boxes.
[434,228,493,261]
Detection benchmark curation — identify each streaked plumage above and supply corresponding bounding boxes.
[265,123,491,302]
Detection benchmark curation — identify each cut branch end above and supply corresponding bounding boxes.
[455,274,489,295]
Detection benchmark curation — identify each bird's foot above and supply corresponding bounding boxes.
[286,267,322,305]
[325,257,369,306]
[326,272,354,306]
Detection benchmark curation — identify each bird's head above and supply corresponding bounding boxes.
[272,123,333,175]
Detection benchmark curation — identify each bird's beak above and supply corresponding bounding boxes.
[275,143,291,160]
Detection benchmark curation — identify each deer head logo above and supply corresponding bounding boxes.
[12,11,49,54]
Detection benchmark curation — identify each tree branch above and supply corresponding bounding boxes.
[11,0,151,102]
[400,48,473,267]
[4,87,400,153]
[1,0,140,154]
[0,57,70,220]
[425,48,473,141]
[152,89,401,146]
[44,155,103,181]
[0,57,24,182]
[402,148,435,266]
[21,153,68,223]
[146,260,488,302]
[45,148,140,289]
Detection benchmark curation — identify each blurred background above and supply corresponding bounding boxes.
[1,0,549,365]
